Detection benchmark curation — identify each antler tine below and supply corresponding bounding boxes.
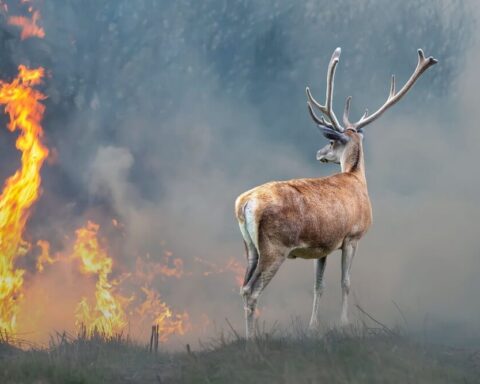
[389,75,396,98]
[343,96,352,128]
[306,47,344,132]
[351,49,438,130]
[307,102,334,129]
[344,96,370,128]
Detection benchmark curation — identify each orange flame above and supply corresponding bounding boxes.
[157,251,184,278]
[137,287,190,342]
[0,65,48,333]
[134,251,185,284]
[8,8,45,40]
[35,240,56,272]
[30,223,191,343]
[73,221,128,337]
[195,256,244,287]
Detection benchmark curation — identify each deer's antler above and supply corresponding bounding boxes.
[306,47,343,132]
[343,49,438,130]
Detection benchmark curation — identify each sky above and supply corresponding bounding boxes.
[0,0,479,345]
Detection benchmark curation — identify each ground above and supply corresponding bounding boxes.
[1,325,479,384]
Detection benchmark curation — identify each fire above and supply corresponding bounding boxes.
[134,250,185,284]
[72,221,127,337]
[195,256,244,287]
[30,222,191,343]
[0,65,48,333]
[224,258,244,287]
[0,2,192,345]
[129,252,190,341]
[36,240,59,272]
[156,250,184,279]
[8,6,45,40]
[137,287,190,342]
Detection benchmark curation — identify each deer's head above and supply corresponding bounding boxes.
[306,47,437,165]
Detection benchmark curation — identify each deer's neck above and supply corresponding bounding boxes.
[340,141,366,182]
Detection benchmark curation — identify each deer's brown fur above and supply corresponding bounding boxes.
[235,131,371,261]
[235,47,437,339]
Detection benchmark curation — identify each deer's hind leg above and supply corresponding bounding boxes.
[241,239,259,288]
[237,200,260,289]
[241,241,286,339]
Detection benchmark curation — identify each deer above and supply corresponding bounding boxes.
[235,47,437,339]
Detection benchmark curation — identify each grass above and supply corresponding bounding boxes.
[0,330,174,384]
[1,324,479,384]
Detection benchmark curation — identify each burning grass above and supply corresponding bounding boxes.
[0,64,48,333]
[0,323,479,384]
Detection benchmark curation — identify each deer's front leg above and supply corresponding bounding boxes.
[309,257,327,329]
[340,241,357,326]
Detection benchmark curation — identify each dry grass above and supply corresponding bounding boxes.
[1,323,479,384]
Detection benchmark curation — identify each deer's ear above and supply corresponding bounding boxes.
[319,126,349,144]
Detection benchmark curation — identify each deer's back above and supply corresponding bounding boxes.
[235,173,371,258]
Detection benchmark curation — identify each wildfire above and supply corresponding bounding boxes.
[137,287,190,342]
[0,65,48,333]
[7,3,45,40]
[133,250,185,286]
[35,240,57,272]
[0,3,194,345]
[30,221,192,343]
[73,221,127,337]
[158,251,184,278]
[195,256,244,287]
[143,250,184,279]
[128,252,191,341]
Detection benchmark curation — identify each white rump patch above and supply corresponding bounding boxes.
[243,199,258,250]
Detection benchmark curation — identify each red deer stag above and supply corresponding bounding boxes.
[235,47,437,339]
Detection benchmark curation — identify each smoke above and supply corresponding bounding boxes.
[1,0,478,345]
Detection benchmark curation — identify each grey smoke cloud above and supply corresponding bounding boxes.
[0,0,478,344]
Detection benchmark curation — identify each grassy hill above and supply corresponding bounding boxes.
[1,325,479,383]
